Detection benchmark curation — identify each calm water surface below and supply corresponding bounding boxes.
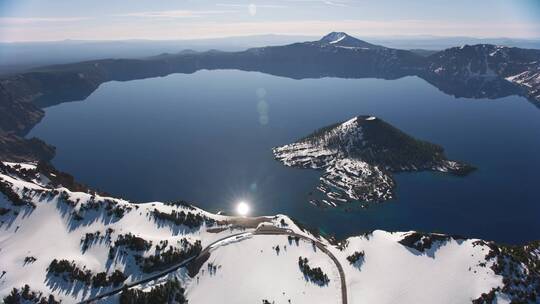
[28,70,540,244]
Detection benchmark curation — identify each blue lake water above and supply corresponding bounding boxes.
[28,70,540,244]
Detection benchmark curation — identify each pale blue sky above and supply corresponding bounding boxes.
[1,0,539,41]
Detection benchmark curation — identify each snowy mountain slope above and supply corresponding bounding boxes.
[1,162,539,303]
[332,231,502,304]
[318,32,384,49]
[115,229,539,304]
[0,162,296,303]
[273,116,473,206]
[426,44,540,105]
[505,67,540,101]
[186,234,341,304]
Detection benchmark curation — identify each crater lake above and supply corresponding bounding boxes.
[28,69,540,244]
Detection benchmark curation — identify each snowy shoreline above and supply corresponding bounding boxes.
[1,161,538,303]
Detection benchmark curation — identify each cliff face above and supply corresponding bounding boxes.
[0,83,44,135]
[0,84,52,163]
[0,130,55,163]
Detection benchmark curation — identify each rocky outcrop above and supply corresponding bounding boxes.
[0,130,55,163]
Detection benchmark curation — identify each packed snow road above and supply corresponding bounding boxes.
[255,225,348,304]
[77,231,255,304]
[79,226,348,304]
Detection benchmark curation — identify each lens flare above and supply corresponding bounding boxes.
[236,201,250,216]
[248,3,257,16]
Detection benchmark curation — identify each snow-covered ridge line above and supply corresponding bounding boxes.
[1,162,539,304]
[0,162,298,303]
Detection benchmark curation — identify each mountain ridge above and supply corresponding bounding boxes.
[0,160,539,303]
[0,32,539,164]
[318,32,384,49]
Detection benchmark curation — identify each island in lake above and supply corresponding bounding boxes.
[273,115,474,206]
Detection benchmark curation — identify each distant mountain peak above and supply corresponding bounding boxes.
[320,32,350,44]
[319,32,382,49]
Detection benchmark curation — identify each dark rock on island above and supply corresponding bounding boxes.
[273,115,474,205]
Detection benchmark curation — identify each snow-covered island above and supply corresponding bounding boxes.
[0,161,538,303]
[273,116,474,206]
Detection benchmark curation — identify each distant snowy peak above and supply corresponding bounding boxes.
[320,32,349,44]
[319,32,383,49]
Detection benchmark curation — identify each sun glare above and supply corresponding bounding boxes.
[236,201,250,216]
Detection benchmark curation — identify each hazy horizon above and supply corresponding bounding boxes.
[1,0,539,42]
[3,32,540,75]
[3,33,540,44]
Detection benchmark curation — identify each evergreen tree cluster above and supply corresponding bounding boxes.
[24,256,37,264]
[76,197,131,219]
[152,209,214,229]
[78,198,100,211]
[476,240,540,303]
[0,179,30,207]
[114,233,152,251]
[81,230,113,252]
[80,231,97,251]
[164,200,195,210]
[47,259,127,287]
[0,207,11,215]
[0,163,39,180]
[154,240,169,251]
[398,232,453,252]
[104,200,131,219]
[119,278,187,304]
[298,257,330,285]
[472,289,497,304]
[3,284,60,304]
[59,191,78,207]
[135,239,202,273]
[287,235,300,245]
[71,211,84,221]
[346,251,365,265]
